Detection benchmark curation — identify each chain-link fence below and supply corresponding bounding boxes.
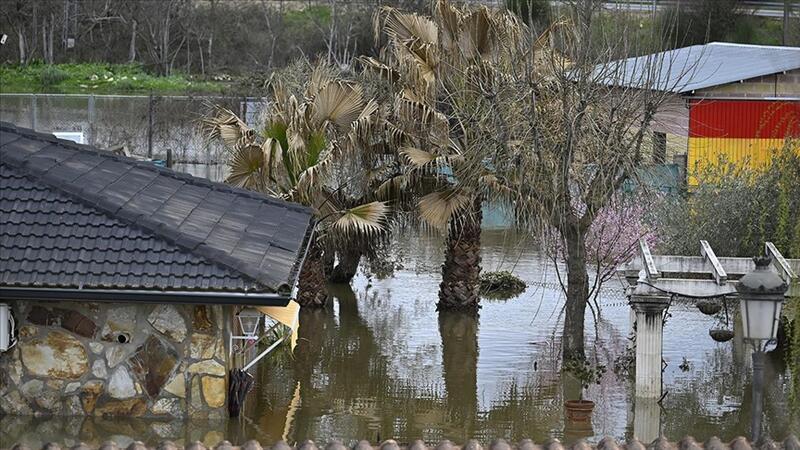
[0,94,266,182]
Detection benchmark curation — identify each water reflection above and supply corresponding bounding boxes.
[1,231,795,446]
[439,312,479,441]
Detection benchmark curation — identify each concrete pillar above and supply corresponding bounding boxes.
[634,396,661,444]
[630,283,671,399]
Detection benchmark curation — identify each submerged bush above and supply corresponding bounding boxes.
[480,271,526,298]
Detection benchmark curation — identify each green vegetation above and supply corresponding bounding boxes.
[563,357,606,399]
[0,63,229,95]
[654,141,800,258]
[480,271,527,298]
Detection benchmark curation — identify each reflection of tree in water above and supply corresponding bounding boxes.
[658,344,793,441]
[478,376,562,442]
[439,311,479,441]
[250,284,579,443]
[253,284,445,441]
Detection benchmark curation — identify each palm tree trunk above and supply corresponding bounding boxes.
[329,246,362,283]
[437,197,482,314]
[295,239,328,308]
[563,224,589,362]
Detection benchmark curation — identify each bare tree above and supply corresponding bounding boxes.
[469,0,693,361]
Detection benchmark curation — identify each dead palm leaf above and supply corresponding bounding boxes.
[418,189,472,230]
[312,81,366,129]
[202,107,252,150]
[330,201,389,236]
[227,144,267,191]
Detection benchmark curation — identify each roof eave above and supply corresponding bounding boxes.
[0,286,291,307]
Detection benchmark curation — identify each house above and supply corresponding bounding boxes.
[595,42,800,184]
[0,122,314,419]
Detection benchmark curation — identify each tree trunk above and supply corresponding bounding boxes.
[128,19,137,63]
[18,30,26,64]
[563,225,589,362]
[437,197,482,314]
[329,246,361,283]
[295,239,329,308]
[47,13,54,64]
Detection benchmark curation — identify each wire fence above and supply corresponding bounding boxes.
[0,93,266,182]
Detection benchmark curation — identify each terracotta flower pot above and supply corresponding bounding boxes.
[564,399,594,422]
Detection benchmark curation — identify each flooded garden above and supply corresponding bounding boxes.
[3,231,796,447]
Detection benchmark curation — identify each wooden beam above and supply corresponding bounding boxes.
[765,242,797,281]
[700,240,727,285]
[639,239,660,280]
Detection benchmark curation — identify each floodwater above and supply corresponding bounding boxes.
[2,231,797,448]
[0,95,797,446]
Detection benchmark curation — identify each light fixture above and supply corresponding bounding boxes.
[237,307,262,339]
[735,255,788,443]
[736,256,787,342]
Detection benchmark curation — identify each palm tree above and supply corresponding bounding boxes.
[203,64,392,307]
[362,1,527,313]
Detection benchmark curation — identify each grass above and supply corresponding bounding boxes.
[0,62,230,95]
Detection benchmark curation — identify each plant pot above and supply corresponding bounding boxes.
[709,329,734,342]
[696,300,722,315]
[564,399,594,422]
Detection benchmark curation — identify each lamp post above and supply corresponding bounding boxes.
[237,307,263,339]
[735,256,787,442]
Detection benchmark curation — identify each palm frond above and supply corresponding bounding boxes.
[400,147,436,167]
[330,201,390,237]
[359,56,400,83]
[418,189,472,230]
[226,144,267,191]
[202,107,252,150]
[312,81,366,129]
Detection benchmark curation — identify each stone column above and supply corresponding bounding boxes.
[634,396,661,444]
[630,283,671,399]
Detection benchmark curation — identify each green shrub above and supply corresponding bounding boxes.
[39,66,69,88]
[652,141,800,258]
[480,270,526,298]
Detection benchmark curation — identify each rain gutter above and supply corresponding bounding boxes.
[0,287,291,307]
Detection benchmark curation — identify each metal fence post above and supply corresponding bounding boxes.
[87,94,96,146]
[147,94,154,158]
[30,94,38,130]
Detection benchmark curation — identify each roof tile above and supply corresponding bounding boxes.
[0,122,314,296]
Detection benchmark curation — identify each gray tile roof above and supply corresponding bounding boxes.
[0,122,314,297]
[592,42,800,93]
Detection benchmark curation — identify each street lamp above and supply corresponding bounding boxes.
[735,256,788,442]
[237,307,262,339]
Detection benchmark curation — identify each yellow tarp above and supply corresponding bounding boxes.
[257,300,300,350]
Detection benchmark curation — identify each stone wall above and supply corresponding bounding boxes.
[0,301,231,419]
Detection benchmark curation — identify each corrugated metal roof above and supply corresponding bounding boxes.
[592,42,800,93]
[0,122,315,297]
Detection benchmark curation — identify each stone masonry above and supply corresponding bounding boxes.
[0,301,230,419]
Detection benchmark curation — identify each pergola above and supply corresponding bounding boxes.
[617,240,799,442]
